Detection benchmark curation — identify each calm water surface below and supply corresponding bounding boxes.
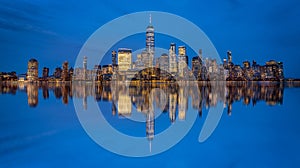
[0,82,300,167]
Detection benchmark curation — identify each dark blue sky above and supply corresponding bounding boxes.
[0,0,299,77]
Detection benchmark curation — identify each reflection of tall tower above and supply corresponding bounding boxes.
[228,103,232,116]
[27,59,38,81]
[42,85,49,99]
[62,84,69,104]
[146,110,154,152]
[146,88,155,152]
[178,86,187,120]
[112,101,117,116]
[169,91,177,122]
[169,43,177,77]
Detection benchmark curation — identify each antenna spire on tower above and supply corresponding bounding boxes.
[149,14,152,24]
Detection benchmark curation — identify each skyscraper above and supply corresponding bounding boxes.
[146,14,155,55]
[143,14,155,68]
[169,43,177,76]
[61,61,69,81]
[158,53,169,80]
[178,46,188,78]
[112,50,117,65]
[83,56,87,70]
[192,56,201,80]
[27,59,38,81]
[118,48,132,71]
[83,56,87,80]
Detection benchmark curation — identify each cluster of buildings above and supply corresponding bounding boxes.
[0,58,74,82]
[223,51,284,81]
[72,15,285,82]
[0,16,285,83]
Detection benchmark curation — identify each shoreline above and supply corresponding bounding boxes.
[1,79,300,87]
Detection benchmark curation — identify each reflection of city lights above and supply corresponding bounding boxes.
[0,81,287,114]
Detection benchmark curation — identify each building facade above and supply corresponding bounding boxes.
[27,59,38,81]
[118,48,132,72]
[178,46,188,79]
[169,43,177,77]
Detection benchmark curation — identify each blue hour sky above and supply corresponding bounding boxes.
[0,0,299,77]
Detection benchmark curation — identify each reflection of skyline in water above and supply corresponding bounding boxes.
[0,81,294,152]
[0,82,288,115]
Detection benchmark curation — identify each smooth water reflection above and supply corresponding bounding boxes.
[1,81,300,166]
[0,81,287,115]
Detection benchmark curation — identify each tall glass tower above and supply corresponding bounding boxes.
[169,43,177,76]
[144,14,154,68]
[146,14,155,54]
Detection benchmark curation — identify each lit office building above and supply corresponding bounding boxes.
[54,67,62,79]
[169,43,177,77]
[278,62,284,81]
[192,56,201,80]
[61,61,69,81]
[191,49,204,80]
[112,50,118,72]
[134,54,145,70]
[112,50,117,65]
[265,60,284,81]
[178,46,188,78]
[102,65,113,75]
[141,50,153,68]
[27,59,38,81]
[158,53,169,79]
[118,48,132,71]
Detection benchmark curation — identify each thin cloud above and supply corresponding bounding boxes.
[0,1,57,36]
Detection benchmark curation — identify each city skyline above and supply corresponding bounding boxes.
[0,15,294,82]
[1,1,300,166]
[0,49,291,82]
